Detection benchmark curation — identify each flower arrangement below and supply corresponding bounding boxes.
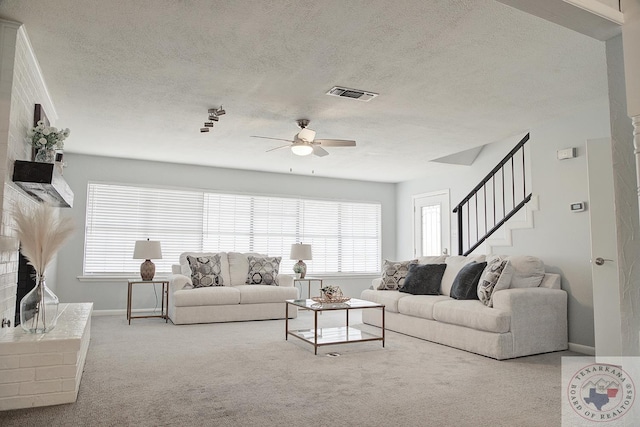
[27,120,70,150]
[13,203,75,333]
[320,285,340,298]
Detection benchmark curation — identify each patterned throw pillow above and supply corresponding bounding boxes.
[378,259,418,290]
[246,255,281,285]
[187,255,224,287]
[478,259,514,307]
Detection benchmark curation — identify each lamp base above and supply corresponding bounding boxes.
[140,259,156,281]
[293,260,307,279]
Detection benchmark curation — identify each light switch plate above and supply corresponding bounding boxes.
[570,202,585,212]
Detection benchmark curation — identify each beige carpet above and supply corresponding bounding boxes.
[0,311,577,426]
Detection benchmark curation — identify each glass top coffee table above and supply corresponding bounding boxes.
[285,298,385,355]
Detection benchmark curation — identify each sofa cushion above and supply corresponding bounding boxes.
[433,300,511,333]
[478,258,514,307]
[417,255,447,265]
[186,254,224,287]
[440,255,486,296]
[172,286,241,307]
[246,255,281,285]
[378,259,418,290]
[235,284,298,304]
[507,255,545,288]
[450,261,487,300]
[228,252,264,286]
[360,289,408,313]
[180,252,231,286]
[399,263,446,295]
[397,295,451,320]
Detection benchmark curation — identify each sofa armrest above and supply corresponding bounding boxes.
[492,287,568,357]
[169,274,192,293]
[278,274,294,287]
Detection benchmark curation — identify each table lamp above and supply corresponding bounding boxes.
[133,239,162,281]
[290,243,312,279]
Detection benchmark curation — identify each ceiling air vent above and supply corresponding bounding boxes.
[326,86,378,102]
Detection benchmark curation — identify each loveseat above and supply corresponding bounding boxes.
[168,252,299,325]
[360,254,568,360]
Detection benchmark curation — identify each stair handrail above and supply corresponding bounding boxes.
[453,133,529,213]
[453,133,532,255]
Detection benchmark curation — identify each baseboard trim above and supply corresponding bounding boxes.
[568,342,596,355]
[92,308,162,317]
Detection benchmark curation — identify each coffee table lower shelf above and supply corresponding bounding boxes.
[288,326,383,353]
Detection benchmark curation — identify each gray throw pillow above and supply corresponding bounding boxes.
[187,254,224,287]
[450,261,487,300]
[399,263,447,295]
[378,259,418,290]
[246,255,281,285]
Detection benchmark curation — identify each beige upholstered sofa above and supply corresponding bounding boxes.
[168,252,299,325]
[360,255,568,360]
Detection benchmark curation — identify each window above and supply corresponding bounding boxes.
[84,182,381,276]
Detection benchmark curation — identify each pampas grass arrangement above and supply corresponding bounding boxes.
[13,203,74,333]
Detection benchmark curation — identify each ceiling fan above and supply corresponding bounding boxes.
[251,119,356,157]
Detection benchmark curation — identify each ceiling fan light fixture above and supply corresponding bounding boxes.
[204,121,214,127]
[291,143,313,156]
[209,115,219,121]
[297,128,316,142]
[216,106,226,116]
[200,128,209,133]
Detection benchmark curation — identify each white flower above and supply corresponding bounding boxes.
[38,137,47,146]
[42,128,51,136]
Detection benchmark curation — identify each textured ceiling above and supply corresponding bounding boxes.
[0,0,608,183]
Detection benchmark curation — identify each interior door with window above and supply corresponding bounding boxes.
[413,190,450,257]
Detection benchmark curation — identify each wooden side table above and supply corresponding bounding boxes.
[293,277,323,299]
[127,279,169,324]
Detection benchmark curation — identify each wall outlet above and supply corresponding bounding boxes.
[570,202,586,212]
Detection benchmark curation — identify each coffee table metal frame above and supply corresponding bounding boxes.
[285,298,385,355]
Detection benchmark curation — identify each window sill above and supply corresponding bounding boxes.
[77,275,170,282]
[77,273,378,282]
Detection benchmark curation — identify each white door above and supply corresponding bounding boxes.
[413,190,450,257]
[586,138,622,357]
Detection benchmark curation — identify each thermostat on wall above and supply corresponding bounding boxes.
[557,147,576,160]
[570,202,586,212]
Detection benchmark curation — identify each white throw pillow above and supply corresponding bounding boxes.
[507,255,545,288]
[440,255,486,296]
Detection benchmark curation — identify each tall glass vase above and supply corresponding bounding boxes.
[20,276,59,333]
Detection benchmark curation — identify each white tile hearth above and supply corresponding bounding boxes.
[0,303,92,410]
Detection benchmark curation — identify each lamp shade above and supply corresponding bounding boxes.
[133,240,162,260]
[290,243,312,260]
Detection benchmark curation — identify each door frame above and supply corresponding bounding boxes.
[412,189,451,258]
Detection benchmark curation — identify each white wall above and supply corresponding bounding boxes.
[54,154,396,311]
[0,22,58,331]
[396,101,611,348]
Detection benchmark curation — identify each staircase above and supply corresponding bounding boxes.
[453,133,533,256]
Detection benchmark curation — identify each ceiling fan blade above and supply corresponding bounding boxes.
[315,139,356,147]
[251,136,295,143]
[266,144,291,152]
[313,146,329,157]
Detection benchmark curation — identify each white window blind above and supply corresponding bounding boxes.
[84,182,381,275]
